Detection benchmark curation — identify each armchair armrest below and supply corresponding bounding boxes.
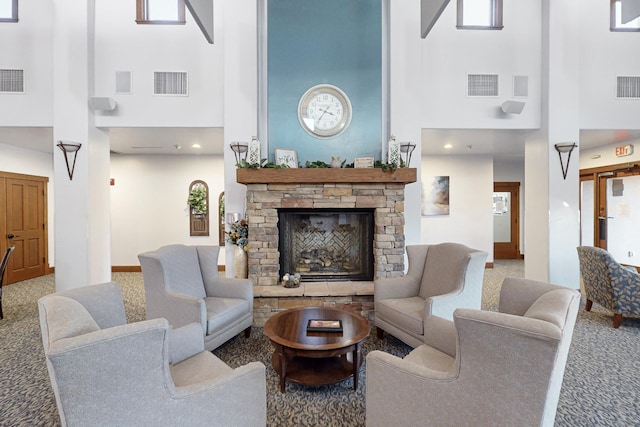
[169,359,267,426]
[366,350,457,427]
[169,322,205,364]
[374,276,422,301]
[375,245,428,301]
[148,290,206,331]
[424,287,476,321]
[203,277,253,301]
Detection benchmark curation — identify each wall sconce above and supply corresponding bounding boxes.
[554,142,578,180]
[500,100,526,114]
[230,142,249,164]
[399,142,416,167]
[57,141,82,180]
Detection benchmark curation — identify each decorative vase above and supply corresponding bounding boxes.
[234,245,248,279]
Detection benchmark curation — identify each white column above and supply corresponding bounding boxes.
[52,0,111,291]
[524,0,580,288]
[222,0,258,276]
[390,0,423,247]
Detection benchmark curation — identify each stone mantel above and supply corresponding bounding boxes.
[236,168,417,185]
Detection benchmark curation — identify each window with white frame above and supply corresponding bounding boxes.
[0,0,18,23]
[457,0,503,30]
[136,0,185,25]
[611,0,640,31]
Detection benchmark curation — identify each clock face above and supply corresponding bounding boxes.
[298,84,352,139]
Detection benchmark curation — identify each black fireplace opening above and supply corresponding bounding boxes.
[278,208,374,282]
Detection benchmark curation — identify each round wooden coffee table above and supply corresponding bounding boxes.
[264,307,370,393]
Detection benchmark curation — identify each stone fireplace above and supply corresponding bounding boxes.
[236,168,416,325]
[238,168,416,286]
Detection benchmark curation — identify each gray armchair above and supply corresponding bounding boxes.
[38,281,266,427]
[366,277,580,427]
[138,244,253,351]
[374,243,487,348]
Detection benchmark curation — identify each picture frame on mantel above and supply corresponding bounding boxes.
[275,148,298,168]
[354,157,374,168]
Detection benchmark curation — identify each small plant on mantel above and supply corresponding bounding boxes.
[235,158,290,169]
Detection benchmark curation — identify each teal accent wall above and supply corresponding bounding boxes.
[267,0,382,165]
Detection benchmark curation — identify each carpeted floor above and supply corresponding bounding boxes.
[1,260,639,426]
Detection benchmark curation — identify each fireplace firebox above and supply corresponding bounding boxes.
[278,208,374,282]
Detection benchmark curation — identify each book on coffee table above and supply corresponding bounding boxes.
[306,319,343,332]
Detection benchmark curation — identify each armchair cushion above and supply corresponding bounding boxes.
[44,296,100,342]
[205,297,252,335]
[375,296,424,336]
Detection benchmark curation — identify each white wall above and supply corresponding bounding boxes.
[420,155,494,261]
[0,143,55,266]
[0,1,53,126]
[421,0,541,129]
[579,2,640,129]
[92,0,224,127]
[110,154,226,266]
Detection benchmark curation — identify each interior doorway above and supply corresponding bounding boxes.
[0,172,49,284]
[493,182,520,259]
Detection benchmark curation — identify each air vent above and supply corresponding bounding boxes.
[153,71,188,96]
[616,76,640,99]
[513,75,528,98]
[0,69,24,93]
[115,71,131,94]
[467,74,499,97]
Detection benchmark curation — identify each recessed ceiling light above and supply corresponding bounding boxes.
[444,144,453,149]
[192,144,201,149]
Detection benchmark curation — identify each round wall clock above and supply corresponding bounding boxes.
[298,84,352,139]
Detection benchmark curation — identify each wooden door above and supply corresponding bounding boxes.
[493,182,520,259]
[3,174,48,283]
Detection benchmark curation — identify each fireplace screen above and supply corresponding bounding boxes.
[278,208,374,281]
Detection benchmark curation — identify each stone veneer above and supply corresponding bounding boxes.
[237,168,416,324]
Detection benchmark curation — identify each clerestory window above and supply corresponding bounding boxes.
[610,0,640,32]
[136,0,185,25]
[457,0,503,30]
[0,0,18,23]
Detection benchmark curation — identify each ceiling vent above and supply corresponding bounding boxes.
[0,69,25,93]
[467,74,499,97]
[616,76,640,99]
[115,71,132,94]
[153,71,188,96]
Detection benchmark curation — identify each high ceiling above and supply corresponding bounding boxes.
[1,126,639,160]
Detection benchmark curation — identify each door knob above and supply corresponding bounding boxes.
[7,234,15,239]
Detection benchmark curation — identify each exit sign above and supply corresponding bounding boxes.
[615,144,634,157]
